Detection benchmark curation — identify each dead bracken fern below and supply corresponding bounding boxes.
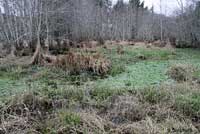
[46,51,111,76]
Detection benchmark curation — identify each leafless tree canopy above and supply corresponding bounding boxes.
[0,0,199,49]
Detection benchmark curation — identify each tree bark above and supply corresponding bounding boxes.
[30,41,43,65]
[31,0,43,65]
[10,44,16,57]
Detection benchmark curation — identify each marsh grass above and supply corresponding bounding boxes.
[1,47,200,133]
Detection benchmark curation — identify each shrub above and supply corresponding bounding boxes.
[167,64,195,82]
[97,38,105,45]
[176,40,190,48]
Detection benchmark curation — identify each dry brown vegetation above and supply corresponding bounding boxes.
[1,81,199,134]
[43,51,111,76]
[167,64,196,82]
[117,46,125,55]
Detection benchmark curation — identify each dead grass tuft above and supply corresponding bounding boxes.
[135,54,147,60]
[153,40,166,48]
[167,64,196,82]
[0,92,53,134]
[102,95,147,124]
[57,112,107,134]
[112,117,198,134]
[6,92,53,118]
[117,46,124,55]
[54,52,111,75]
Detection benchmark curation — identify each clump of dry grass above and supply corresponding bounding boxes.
[153,40,166,48]
[167,64,196,82]
[56,112,107,134]
[117,46,124,55]
[0,92,53,134]
[135,54,147,60]
[55,52,111,75]
[6,92,53,118]
[101,95,148,124]
[111,117,198,134]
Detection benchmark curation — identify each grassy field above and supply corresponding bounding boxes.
[1,47,200,97]
[0,45,200,133]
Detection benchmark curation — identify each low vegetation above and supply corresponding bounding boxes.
[0,0,200,133]
[48,51,111,76]
[1,82,199,133]
[0,44,200,133]
[167,64,196,82]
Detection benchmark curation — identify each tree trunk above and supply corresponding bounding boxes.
[31,41,43,65]
[31,0,43,65]
[10,44,16,57]
[44,38,50,54]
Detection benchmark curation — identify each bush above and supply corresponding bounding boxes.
[97,38,105,45]
[167,64,195,82]
[176,40,190,48]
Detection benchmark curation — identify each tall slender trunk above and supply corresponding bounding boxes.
[160,0,163,41]
[10,43,16,57]
[31,0,43,65]
[31,39,42,65]
[135,8,139,39]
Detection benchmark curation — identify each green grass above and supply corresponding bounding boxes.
[175,93,200,117]
[140,86,171,104]
[90,87,126,101]
[95,60,169,89]
[59,111,81,126]
[94,48,200,89]
[1,47,200,133]
[1,48,200,102]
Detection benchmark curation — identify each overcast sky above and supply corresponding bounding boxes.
[112,0,186,15]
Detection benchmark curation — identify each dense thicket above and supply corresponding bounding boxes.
[0,0,199,49]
